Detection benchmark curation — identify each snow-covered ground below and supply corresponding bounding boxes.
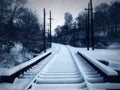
[0,44,120,90]
[68,45,120,90]
[0,43,33,68]
[77,48,120,71]
[0,44,60,90]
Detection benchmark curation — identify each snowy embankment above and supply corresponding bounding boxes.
[0,44,58,76]
[0,44,120,90]
[0,44,60,90]
[77,51,118,76]
[78,48,120,71]
[0,43,33,68]
[0,51,51,76]
[67,46,120,90]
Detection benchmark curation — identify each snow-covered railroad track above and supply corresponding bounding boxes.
[77,52,120,82]
[67,46,120,90]
[0,51,52,83]
[0,45,60,90]
[0,44,120,90]
[23,45,87,90]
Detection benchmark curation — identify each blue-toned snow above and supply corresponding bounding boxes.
[0,44,120,90]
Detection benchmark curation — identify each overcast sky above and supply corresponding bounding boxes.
[27,0,112,35]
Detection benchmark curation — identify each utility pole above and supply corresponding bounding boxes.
[85,0,94,50]
[48,11,53,48]
[49,11,52,47]
[85,3,90,50]
[43,8,46,53]
[115,0,119,36]
[90,0,94,50]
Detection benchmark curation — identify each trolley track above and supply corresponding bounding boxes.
[0,44,120,90]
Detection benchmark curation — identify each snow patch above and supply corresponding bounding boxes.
[0,43,33,68]
[10,43,25,63]
[108,43,120,49]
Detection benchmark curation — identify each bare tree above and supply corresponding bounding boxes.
[64,12,73,30]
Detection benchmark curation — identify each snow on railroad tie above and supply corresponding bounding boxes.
[67,45,120,90]
[1,44,120,90]
[41,45,78,73]
[27,45,120,90]
[28,45,87,90]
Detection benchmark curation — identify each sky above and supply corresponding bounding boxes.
[27,0,112,35]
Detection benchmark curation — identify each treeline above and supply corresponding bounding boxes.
[53,1,120,48]
[0,0,49,53]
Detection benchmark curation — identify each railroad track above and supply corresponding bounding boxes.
[68,46,120,90]
[13,45,87,90]
[0,44,120,90]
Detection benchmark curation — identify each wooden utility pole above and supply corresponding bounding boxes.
[43,8,46,53]
[48,11,53,48]
[85,3,90,50]
[49,11,52,47]
[90,0,94,50]
[50,11,52,47]
[115,0,119,36]
[85,0,94,50]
